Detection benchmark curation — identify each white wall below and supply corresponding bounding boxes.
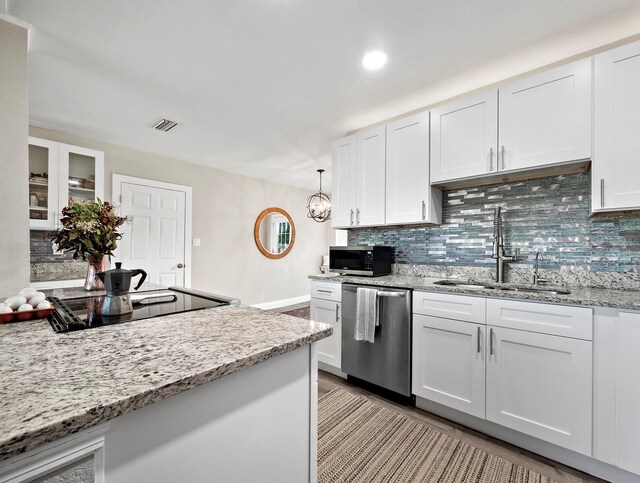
[30,127,330,305]
[0,18,29,296]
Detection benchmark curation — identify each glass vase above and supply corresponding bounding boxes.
[84,255,107,291]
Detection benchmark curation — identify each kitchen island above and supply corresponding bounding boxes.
[0,299,331,482]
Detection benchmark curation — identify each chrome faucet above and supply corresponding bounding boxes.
[533,252,548,285]
[491,207,517,283]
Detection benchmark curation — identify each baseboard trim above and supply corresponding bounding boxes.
[251,295,310,310]
[318,363,346,379]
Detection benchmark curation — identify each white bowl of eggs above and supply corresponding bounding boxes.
[0,287,54,323]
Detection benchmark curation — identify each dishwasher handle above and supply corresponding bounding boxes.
[378,291,405,298]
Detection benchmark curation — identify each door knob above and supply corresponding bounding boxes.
[177,263,185,269]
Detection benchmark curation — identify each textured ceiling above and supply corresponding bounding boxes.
[8,0,640,190]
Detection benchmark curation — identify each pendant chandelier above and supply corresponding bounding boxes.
[307,169,331,223]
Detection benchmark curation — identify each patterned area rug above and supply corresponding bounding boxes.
[318,389,558,483]
[282,305,310,319]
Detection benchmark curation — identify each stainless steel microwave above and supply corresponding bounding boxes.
[329,246,392,277]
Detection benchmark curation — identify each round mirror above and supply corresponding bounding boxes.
[254,207,296,259]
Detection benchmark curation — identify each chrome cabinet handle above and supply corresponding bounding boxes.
[356,209,360,225]
[489,147,494,171]
[350,209,354,226]
[600,179,605,208]
[477,326,481,354]
[489,328,494,356]
[335,306,340,323]
[422,200,426,220]
[501,146,506,170]
[317,289,332,294]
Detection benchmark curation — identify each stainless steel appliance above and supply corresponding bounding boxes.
[341,283,412,397]
[329,246,392,277]
[97,262,147,317]
[47,287,239,333]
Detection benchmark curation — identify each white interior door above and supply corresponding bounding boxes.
[117,180,188,288]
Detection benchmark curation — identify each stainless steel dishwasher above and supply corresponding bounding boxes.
[341,283,412,397]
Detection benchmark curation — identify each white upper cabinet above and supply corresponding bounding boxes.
[331,135,357,228]
[430,59,592,185]
[386,112,441,225]
[499,58,592,172]
[355,126,386,227]
[332,127,385,228]
[28,137,104,230]
[28,137,60,230]
[430,90,498,183]
[593,40,640,212]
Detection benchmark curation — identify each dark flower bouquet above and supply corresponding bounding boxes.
[51,199,127,262]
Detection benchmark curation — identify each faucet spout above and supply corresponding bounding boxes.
[491,207,517,283]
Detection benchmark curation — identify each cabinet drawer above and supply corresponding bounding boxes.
[486,298,592,340]
[413,291,485,324]
[310,281,342,302]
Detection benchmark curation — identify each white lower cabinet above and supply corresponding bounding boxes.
[412,315,485,418]
[485,325,593,455]
[310,281,342,371]
[412,292,594,457]
[310,298,341,369]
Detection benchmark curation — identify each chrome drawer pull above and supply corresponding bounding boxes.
[489,328,495,356]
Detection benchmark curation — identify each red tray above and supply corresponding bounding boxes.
[0,307,54,324]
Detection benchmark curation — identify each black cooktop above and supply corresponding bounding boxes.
[48,287,232,333]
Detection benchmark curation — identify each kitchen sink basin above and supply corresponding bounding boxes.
[432,280,489,289]
[433,280,571,295]
[493,286,571,295]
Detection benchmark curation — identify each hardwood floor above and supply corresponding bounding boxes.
[318,371,605,483]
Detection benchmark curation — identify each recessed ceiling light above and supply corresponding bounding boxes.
[362,51,387,71]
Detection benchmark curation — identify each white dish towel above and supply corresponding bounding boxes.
[355,287,379,343]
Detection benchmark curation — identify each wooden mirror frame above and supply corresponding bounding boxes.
[254,207,296,259]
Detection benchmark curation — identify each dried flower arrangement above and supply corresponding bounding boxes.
[50,199,127,264]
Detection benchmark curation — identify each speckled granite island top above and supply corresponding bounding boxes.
[310,274,640,311]
[0,305,332,461]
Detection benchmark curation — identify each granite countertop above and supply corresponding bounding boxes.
[309,274,640,311]
[0,305,332,461]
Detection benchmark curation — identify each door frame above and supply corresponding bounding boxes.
[112,174,193,288]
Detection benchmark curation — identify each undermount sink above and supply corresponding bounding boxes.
[494,286,571,295]
[433,280,571,295]
[432,280,488,288]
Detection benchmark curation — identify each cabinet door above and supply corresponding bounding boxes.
[499,58,592,172]
[331,136,357,228]
[59,144,105,213]
[28,137,60,229]
[386,112,440,224]
[616,312,640,474]
[593,40,640,212]
[310,299,341,369]
[412,315,485,418]
[486,326,592,455]
[355,126,386,226]
[430,90,498,183]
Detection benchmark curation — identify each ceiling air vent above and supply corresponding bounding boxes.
[150,118,179,132]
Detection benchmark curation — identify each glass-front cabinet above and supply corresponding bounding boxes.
[28,137,104,230]
[28,137,60,229]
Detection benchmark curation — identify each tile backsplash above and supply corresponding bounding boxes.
[348,171,640,272]
[30,231,76,263]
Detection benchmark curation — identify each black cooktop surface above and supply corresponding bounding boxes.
[48,288,230,332]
